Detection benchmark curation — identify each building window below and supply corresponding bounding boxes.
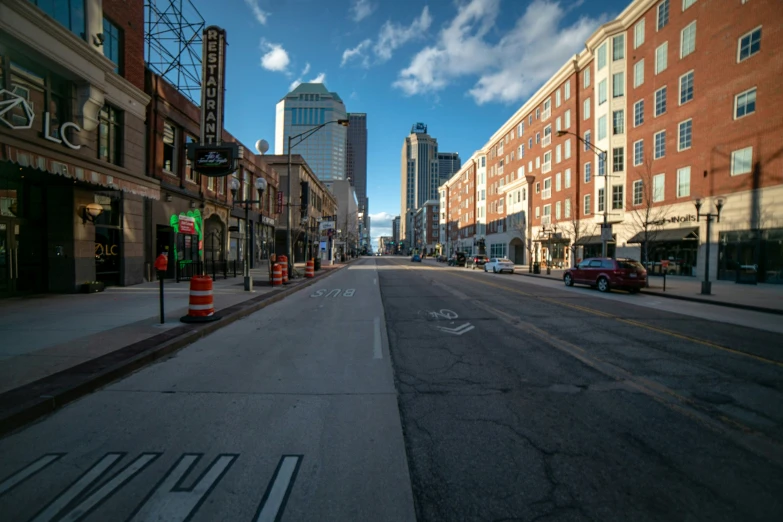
[556,117,562,132]
[565,198,571,218]
[655,86,667,116]
[731,147,753,176]
[613,34,625,60]
[185,135,200,183]
[677,166,691,198]
[680,21,696,58]
[98,105,122,166]
[584,98,591,120]
[584,131,592,152]
[518,144,525,158]
[584,67,591,88]
[565,80,571,100]
[634,19,645,49]
[613,110,625,135]
[678,119,692,150]
[163,122,177,173]
[598,188,605,213]
[556,90,561,108]
[536,107,540,119]
[633,180,644,206]
[536,182,541,194]
[634,140,644,166]
[543,178,552,199]
[679,71,694,105]
[657,0,670,30]
[556,172,562,191]
[585,162,592,183]
[738,27,762,62]
[584,194,592,215]
[102,17,122,74]
[599,79,607,104]
[556,201,562,219]
[597,42,607,70]
[529,138,533,150]
[536,133,541,144]
[634,60,645,88]
[653,173,665,202]
[29,0,85,38]
[654,131,666,159]
[683,0,697,10]
[565,110,571,129]
[634,100,645,126]
[598,115,607,140]
[543,99,551,119]
[612,185,624,210]
[735,87,757,118]
[529,114,533,126]
[599,153,606,176]
[613,72,625,98]
[656,42,668,74]
[613,147,624,172]
[565,168,572,188]
[565,139,571,159]
[544,124,552,146]
[543,151,552,173]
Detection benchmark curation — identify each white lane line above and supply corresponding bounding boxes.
[373,316,383,359]
[254,455,302,522]
[0,454,64,496]
[373,278,377,285]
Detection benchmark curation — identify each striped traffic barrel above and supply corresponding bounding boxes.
[180,276,218,323]
[305,259,314,278]
[279,255,289,283]
[272,264,283,286]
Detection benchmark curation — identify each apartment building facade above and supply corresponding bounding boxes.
[413,199,439,255]
[439,0,783,283]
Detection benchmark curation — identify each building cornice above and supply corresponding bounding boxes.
[585,0,658,51]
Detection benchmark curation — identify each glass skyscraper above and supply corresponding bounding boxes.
[275,83,348,181]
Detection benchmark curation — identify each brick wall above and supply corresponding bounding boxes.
[103,0,145,91]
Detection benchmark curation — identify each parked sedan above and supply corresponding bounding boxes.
[466,254,489,269]
[484,258,515,274]
[563,257,647,293]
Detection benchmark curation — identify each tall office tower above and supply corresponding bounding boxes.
[274,83,348,180]
[400,123,438,246]
[438,152,461,185]
[347,113,368,230]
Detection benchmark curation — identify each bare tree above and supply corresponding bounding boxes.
[628,155,667,275]
[560,197,596,268]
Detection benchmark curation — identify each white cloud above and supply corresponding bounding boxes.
[394,0,609,105]
[350,0,375,22]
[260,40,290,72]
[244,0,270,25]
[301,62,311,76]
[289,79,302,91]
[369,212,395,248]
[341,39,372,67]
[311,72,326,83]
[289,71,327,91]
[341,7,432,67]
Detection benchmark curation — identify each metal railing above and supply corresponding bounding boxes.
[176,260,238,282]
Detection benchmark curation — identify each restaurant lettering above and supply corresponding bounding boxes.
[95,243,119,256]
[200,26,227,146]
[651,214,697,226]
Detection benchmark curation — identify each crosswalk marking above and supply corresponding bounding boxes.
[0,454,64,496]
[254,455,302,522]
[127,453,238,522]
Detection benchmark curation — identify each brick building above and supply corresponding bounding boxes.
[413,199,439,255]
[439,0,783,282]
[439,159,477,256]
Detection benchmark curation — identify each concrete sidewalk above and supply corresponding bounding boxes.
[0,262,347,395]
[510,264,783,314]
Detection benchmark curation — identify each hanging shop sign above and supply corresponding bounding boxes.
[178,215,196,235]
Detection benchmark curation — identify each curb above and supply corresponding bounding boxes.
[0,261,356,438]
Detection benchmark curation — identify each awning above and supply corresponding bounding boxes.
[573,234,614,246]
[627,227,699,244]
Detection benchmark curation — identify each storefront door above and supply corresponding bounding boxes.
[0,218,14,296]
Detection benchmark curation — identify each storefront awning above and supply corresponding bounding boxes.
[2,144,161,200]
[573,234,614,246]
[627,227,699,244]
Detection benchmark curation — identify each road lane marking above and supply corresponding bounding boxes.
[447,272,783,368]
[57,453,160,522]
[0,454,64,496]
[31,453,124,522]
[310,289,356,298]
[373,317,383,359]
[254,455,302,522]
[473,301,783,467]
[435,323,474,335]
[128,453,237,522]
[373,278,377,285]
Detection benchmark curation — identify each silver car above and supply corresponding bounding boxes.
[484,258,515,274]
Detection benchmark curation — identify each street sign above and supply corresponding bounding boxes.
[601,223,613,241]
[319,221,336,231]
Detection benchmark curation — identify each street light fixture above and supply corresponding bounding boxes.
[231,176,268,291]
[557,130,611,258]
[286,119,349,275]
[693,196,725,295]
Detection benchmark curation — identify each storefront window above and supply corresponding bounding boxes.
[93,193,122,286]
[719,228,783,284]
[28,0,86,39]
[99,105,122,165]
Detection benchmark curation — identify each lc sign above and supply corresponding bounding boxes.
[0,89,81,150]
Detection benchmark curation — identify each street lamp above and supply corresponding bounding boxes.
[231,176,267,291]
[286,119,349,276]
[557,130,611,257]
[694,196,725,295]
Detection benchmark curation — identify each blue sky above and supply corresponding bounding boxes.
[191,0,628,246]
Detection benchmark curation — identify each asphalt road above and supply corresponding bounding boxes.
[378,256,783,522]
[0,259,415,522]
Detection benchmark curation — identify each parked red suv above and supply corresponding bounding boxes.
[563,257,647,293]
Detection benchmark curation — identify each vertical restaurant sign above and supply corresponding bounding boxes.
[276,191,283,213]
[200,26,227,146]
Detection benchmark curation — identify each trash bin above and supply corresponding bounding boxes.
[314,257,321,271]
[533,262,541,274]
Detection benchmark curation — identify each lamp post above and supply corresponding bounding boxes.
[557,130,610,257]
[694,196,725,295]
[286,119,349,276]
[231,176,267,291]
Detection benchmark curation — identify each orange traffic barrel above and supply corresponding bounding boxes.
[272,263,282,286]
[305,259,314,278]
[180,276,219,323]
[279,255,289,283]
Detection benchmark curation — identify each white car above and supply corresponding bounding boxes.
[484,258,515,274]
